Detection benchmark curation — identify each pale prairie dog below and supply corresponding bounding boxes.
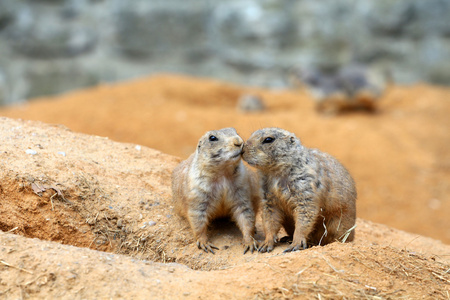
[171,128,260,254]
[242,128,356,253]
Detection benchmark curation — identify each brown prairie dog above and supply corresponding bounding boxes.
[242,128,356,253]
[171,128,260,254]
[290,65,385,114]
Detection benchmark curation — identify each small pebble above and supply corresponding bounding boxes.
[140,221,156,229]
[117,220,123,228]
[26,149,37,155]
[428,199,441,210]
[237,94,266,112]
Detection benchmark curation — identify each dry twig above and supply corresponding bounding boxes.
[0,260,33,274]
[6,227,18,233]
[50,192,57,211]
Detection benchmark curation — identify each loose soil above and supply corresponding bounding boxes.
[0,74,449,298]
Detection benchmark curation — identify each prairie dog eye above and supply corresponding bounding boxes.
[209,135,218,142]
[262,137,275,144]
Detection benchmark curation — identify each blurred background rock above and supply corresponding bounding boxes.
[1,0,450,105]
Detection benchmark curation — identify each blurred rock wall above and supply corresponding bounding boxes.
[1,0,450,104]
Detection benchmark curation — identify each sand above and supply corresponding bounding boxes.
[0,74,449,298]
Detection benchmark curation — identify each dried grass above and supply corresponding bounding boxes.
[0,260,33,275]
[339,224,357,243]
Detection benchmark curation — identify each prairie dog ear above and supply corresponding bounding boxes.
[197,138,203,150]
[289,134,302,147]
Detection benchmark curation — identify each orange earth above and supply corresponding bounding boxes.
[0,74,449,298]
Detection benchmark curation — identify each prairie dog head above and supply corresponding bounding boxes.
[196,127,244,166]
[242,128,302,171]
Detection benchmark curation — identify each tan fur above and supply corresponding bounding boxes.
[171,128,260,254]
[242,128,356,252]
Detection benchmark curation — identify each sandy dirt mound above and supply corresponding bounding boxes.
[1,74,449,245]
[1,117,449,299]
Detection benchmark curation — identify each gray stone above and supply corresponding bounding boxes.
[211,1,297,70]
[8,4,98,59]
[24,59,100,99]
[0,0,450,105]
[406,0,450,37]
[365,1,415,36]
[237,94,266,113]
[0,0,17,32]
[114,1,211,59]
[0,68,6,105]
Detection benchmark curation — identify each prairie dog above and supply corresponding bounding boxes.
[242,128,356,252]
[171,128,260,254]
[290,65,385,114]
